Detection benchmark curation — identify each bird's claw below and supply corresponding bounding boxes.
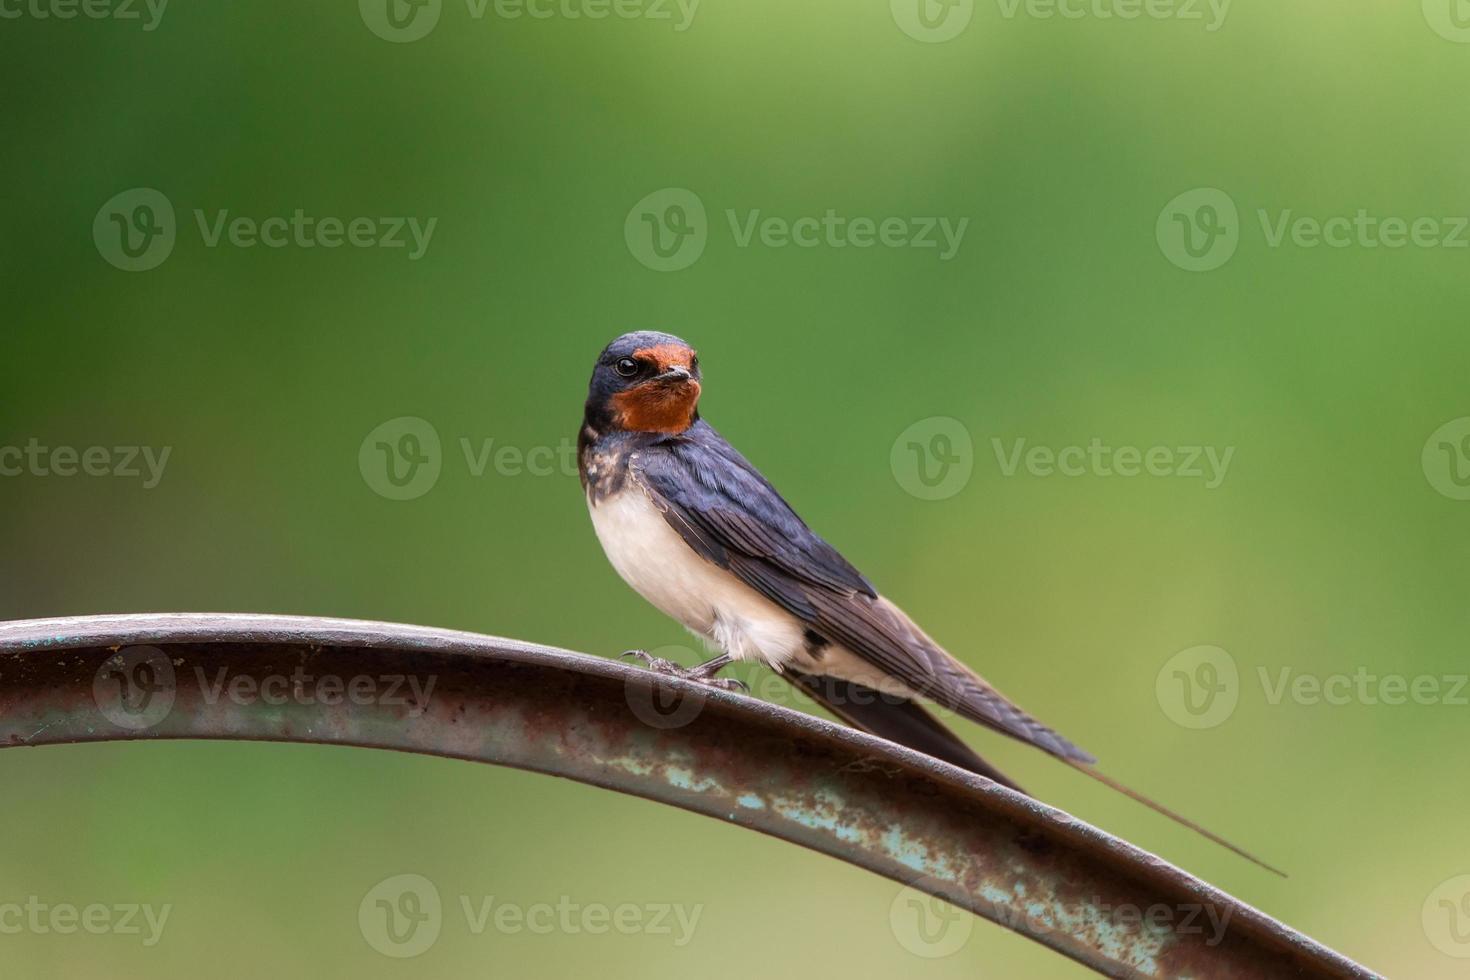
[619,649,686,674]
[619,650,749,694]
[698,676,750,694]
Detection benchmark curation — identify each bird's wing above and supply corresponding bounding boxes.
[634,422,1095,764]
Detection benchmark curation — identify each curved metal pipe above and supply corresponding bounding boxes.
[0,613,1376,979]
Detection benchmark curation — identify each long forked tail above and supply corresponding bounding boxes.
[1062,759,1288,878]
[786,670,1027,794]
[784,660,1286,876]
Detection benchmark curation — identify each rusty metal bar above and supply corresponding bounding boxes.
[0,613,1375,978]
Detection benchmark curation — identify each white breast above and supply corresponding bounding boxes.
[587,483,807,669]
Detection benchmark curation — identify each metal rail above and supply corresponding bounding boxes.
[0,613,1376,979]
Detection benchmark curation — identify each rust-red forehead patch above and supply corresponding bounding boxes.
[633,343,695,373]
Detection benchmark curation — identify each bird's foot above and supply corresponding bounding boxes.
[619,650,749,693]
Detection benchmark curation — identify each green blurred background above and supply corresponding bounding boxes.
[3,0,1469,975]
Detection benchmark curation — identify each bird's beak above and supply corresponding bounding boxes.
[654,365,693,384]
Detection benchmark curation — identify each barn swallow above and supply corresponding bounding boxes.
[579,330,1281,875]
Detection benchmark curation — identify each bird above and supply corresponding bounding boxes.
[578,329,1281,876]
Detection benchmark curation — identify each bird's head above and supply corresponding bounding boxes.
[584,331,702,435]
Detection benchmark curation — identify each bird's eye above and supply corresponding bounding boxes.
[614,357,639,378]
